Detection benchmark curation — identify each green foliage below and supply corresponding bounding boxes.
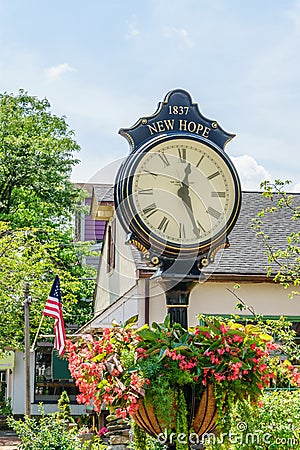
[0,90,81,227]
[7,406,82,450]
[0,221,95,351]
[253,179,300,297]
[69,314,277,444]
[56,391,73,422]
[256,316,300,363]
[205,390,300,449]
[144,374,176,430]
[0,90,96,351]
[81,436,108,450]
[175,389,189,450]
[0,384,12,416]
[133,421,147,450]
[132,421,167,450]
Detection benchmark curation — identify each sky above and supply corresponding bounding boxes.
[1,0,300,191]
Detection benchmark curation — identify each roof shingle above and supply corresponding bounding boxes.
[133,191,300,277]
[91,185,300,277]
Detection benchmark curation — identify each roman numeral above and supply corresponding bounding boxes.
[196,155,204,167]
[207,206,221,220]
[211,191,226,198]
[139,189,153,195]
[179,222,186,238]
[142,203,157,218]
[207,171,220,180]
[158,152,170,167]
[158,216,169,233]
[178,147,186,163]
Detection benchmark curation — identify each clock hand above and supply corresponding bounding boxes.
[177,163,191,196]
[177,164,200,238]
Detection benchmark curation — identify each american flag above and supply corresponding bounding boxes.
[43,275,66,356]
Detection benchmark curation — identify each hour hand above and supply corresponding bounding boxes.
[177,183,192,209]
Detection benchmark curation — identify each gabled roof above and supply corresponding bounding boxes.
[88,185,114,240]
[204,191,299,278]
[74,182,109,196]
[93,184,114,203]
[133,191,300,278]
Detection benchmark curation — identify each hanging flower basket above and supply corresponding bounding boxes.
[133,383,217,439]
[67,314,289,446]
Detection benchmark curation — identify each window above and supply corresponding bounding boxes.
[107,219,116,272]
[35,346,78,404]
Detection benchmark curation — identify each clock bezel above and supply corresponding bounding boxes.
[114,134,241,259]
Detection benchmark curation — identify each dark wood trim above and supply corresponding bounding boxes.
[137,270,273,283]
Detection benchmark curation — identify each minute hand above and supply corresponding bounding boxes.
[177,164,200,238]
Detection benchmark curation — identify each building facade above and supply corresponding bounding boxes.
[81,188,300,343]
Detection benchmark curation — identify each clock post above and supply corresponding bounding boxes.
[152,259,209,329]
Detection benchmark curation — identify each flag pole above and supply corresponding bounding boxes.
[23,283,32,417]
[30,315,44,352]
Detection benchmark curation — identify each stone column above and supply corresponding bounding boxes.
[106,414,131,450]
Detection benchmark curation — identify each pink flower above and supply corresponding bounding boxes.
[217,348,225,355]
[266,341,280,351]
[220,323,230,333]
[98,427,108,437]
[214,373,226,382]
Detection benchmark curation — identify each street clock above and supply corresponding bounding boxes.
[115,89,241,275]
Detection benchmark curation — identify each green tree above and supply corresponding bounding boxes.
[0,219,95,353]
[0,91,96,351]
[0,90,81,227]
[252,180,300,297]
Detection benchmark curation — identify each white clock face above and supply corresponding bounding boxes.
[127,137,240,252]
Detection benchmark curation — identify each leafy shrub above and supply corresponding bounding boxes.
[82,437,108,450]
[132,422,167,450]
[55,390,74,422]
[205,390,300,449]
[7,406,82,450]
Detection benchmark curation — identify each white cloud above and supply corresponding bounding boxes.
[231,155,271,191]
[125,15,140,39]
[244,2,300,106]
[286,0,300,34]
[293,182,300,192]
[44,63,76,80]
[162,26,194,48]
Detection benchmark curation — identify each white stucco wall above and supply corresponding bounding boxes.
[12,352,34,415]
[190,281,300,318]
[93,210,300,329]
[149,280,300,326]
[94,217,137,314]
[88,279,150,330]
